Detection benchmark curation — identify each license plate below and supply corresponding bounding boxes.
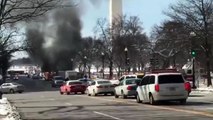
[169,87,176,91]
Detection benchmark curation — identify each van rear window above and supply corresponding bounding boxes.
[158,75,184,84]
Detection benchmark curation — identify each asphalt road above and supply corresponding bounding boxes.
[3,77,213,120]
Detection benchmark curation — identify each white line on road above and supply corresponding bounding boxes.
[48,99,55,101]
[65,103,73,106]
[81,96,213,118]
[94,111,124,120]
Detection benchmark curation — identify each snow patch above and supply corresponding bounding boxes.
[0,97,21,120]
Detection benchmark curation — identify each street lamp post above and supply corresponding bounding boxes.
[84,56,87,75]
[124,47,128,73]
[101,52,105,79]
[70,58,74,70]
[190,32,196,89]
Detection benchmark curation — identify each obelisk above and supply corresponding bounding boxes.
[109,0,122,26]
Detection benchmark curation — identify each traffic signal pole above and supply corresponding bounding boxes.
[192,57,196,89]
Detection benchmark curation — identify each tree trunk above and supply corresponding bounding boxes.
[2,67,7,83]
[206,50,212,87]
[118,66,121,78]
[109,60,113,79]
[88,65,91,78]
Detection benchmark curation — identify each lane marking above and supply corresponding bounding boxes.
[65,103,73,106]
[94,111,124,120]
[48,98,55,101]
[80,96,213,118]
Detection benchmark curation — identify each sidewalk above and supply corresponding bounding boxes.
[0,97,21,120]
[192,83,213,93]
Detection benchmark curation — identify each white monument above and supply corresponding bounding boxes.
[109,0,123,26]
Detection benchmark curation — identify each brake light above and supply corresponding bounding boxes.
[97,86,103,88]
[184,82,191,91]
[127,86,132,90]
[155,84,160,92]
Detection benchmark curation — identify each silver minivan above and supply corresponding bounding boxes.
[136,72,191,105]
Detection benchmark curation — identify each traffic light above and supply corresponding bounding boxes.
[191,50,196,57]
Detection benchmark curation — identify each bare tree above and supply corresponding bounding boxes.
[95,16,150,78]
[166,0,213,86]
[151,21,190,68]
[0,0,69,83]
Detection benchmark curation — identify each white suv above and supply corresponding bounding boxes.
[136,72,191,105]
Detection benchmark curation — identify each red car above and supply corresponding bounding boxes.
[60,80,86,95]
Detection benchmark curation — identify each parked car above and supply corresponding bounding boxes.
[118,75,137,82]
[114,78,141,99]
[87,79,115,96]
[32,75,41,80]
[136,70,191,105]
[52,76,65,87]
[60,80,86,95]
[0,82,24,93]
[13,75,19,80]
[77,78,93,86]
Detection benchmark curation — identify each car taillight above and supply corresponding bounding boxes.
[184,82,191,91]
[127,86,132,90]
[155,84,160,92]
[97,86,103,88]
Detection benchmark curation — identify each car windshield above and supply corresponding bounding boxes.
[11,83,20,85]
[97,81,111,84]
[56,81,64,84]
[69,82,82,85]
[137,75,144,79]
[54,76,64,80]
[126,76,136,79]
[158,75,184,84]
[126,79,141,85]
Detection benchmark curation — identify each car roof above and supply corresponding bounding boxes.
[125,78,141,80]
[146,72,182,76]
[67,80,81,82]
[54,76,63,78]
[123,75,137,77]
[94,79,110,82]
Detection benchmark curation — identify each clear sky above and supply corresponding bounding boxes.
[80,0,178,37]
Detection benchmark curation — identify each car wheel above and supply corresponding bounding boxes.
[121,90,127,99]
[66,90,70,95]
[60,90,63,95]
[10,89,15,94]
[86,89,91,96]
[149,94,156,105]
[18,91,23,94]
[115,93,119,98]
[179,99,187,105]
[93,90,97,96]
[136,94,142,103]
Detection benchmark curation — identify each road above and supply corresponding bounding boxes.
[3,77,213,120]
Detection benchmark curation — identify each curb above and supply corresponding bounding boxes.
[0,98,21,120]
[192,89,213,93]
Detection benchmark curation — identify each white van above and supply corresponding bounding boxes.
[136,72,191,105]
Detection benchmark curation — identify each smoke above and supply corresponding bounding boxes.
[26,2,82,71]
[89,0,102,7]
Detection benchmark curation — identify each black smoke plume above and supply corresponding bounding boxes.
[26,2,82,72]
